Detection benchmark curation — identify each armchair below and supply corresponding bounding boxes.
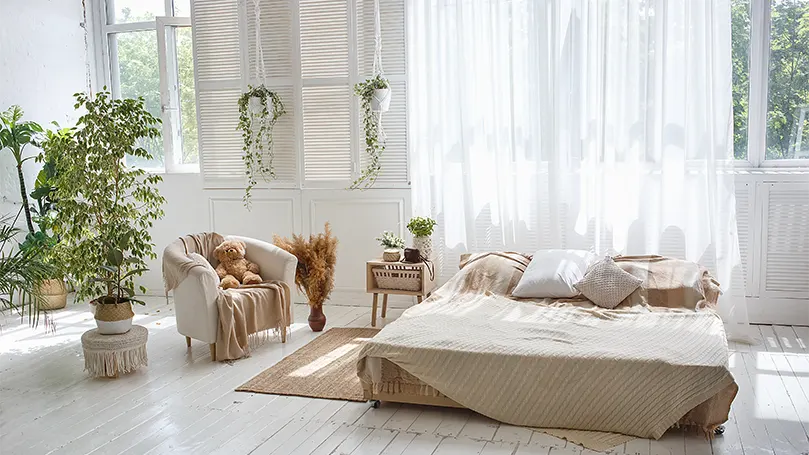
[168,235,297,360]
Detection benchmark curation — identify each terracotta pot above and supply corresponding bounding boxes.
[308,305,326,332]
[94,299,135,335]
[38,279,68,310]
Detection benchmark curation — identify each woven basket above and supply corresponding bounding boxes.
[372,265,421,292]
[94,301,135,322]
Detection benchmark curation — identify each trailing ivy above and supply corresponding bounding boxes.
[237,85,285,207]
[351,75,389,189]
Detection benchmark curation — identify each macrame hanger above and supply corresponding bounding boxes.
[372,0,384,78]
[252,0,268,85]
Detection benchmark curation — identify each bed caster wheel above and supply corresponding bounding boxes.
[370,400,381,409]
[714,425,725,435]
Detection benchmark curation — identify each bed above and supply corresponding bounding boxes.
[356,252,738,447]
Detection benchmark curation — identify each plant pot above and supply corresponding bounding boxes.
[248,96,264,115]
[371,88,391,112]
[412,236,433,259]
[38,279,68,310]
[382,248,401,262]
[308,305,326,332]
[94,299,135,335]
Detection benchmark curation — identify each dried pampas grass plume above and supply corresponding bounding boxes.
[273,223,338,308]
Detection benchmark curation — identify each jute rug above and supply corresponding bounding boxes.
[236,327,380,401]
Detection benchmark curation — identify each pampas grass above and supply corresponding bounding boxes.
[274,223,338,308]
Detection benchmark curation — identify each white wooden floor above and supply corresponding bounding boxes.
[1,297,807,455]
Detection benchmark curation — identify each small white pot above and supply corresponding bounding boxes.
[412,236,433,259]
[371,88,391,112]
[248,96,264,115]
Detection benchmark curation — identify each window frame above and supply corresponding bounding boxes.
[744,0,809,168]
[93,0,198,174]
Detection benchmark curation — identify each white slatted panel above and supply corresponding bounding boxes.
[764,182,809,295]
[198,89,243,180]
[193,0,241,83]
[359,81,408,184]
[300,0,349,78]
[267,85,297,183]
[735,183,751,294]
[357,0,406,77]
[303,86,352,181]
[193,0,243,185]
[246,0,294,80]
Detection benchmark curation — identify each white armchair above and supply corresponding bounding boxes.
[170,235,297,359]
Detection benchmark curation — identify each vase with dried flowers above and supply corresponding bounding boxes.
[273,223,338,331]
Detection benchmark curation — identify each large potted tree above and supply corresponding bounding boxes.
[44,91,165,334]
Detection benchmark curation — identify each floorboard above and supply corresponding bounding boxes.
[0,299,807,454]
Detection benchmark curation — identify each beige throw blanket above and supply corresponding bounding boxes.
[163,233,289,361]
[357,252,737,443]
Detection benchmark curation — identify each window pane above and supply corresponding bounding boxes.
[766,0,809,160]
[172,0,191,16]
[110,0,166,23]
[731,0,751,160]
[112,31,164,169]
[177,27,198,164]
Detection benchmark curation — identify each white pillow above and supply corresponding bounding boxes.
[511,249,597,298]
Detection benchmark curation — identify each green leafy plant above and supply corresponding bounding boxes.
[407,217,437,238]
[0,105,44,234]
[351,75,389,189]
[376,231,405,249]
[0,212,56,326]
[44,90,165,304]
[237,85,286,208]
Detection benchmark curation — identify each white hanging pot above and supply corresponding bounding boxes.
[371,88,391,112]
[248,96,264,115]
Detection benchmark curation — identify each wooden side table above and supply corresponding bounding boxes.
[366,259,437,327]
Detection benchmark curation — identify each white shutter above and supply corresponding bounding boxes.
[356,0,408,186]
[192,0,243,186]
[300,0,349,78]
[245,0,297,184]
[735,182,752,295]
[303,86,352,181]
[762,182,809,297]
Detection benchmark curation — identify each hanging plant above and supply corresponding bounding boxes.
[237,85,285,208]
[351,75,390,189]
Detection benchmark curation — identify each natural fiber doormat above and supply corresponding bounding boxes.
[236,327,380,401]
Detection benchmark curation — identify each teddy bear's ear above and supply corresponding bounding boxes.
[212,243,225,259]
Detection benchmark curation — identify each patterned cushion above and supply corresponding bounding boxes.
[575,256,643,309]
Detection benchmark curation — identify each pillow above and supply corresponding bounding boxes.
[511,249,597,298]
[575,256,643,309]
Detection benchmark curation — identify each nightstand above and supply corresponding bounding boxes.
[365,259,437,327]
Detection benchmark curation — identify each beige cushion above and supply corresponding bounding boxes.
[575,256,643,309]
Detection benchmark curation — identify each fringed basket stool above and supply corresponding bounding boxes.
[81,325,148,378]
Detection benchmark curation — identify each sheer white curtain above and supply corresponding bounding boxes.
[408,0,752,340]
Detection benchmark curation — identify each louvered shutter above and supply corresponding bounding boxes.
[357,0,408,185]
[735,182,753,295]
[246,0,297,184]
[762,182,809,297]
[192,0,244,186]
[299,0,353,184]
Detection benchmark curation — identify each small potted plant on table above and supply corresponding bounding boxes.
[376,231,404,262]
[407,217,437,259]
[44,91,165,334]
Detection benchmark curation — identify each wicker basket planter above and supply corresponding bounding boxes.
[372,265,422,292]
[38,279,68,310]
[94,300,135,335]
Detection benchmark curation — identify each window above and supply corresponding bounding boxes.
[191,0,408,188]
[732,0,809,165]
[98,0,198,172]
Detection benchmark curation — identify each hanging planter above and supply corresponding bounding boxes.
[351,75,389,189]
[237,85,285,208]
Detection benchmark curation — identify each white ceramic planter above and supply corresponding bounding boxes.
[412,236,433,259]
[248,96,264,115]
[371,88,391,112]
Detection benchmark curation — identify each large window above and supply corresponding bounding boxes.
[99,0,198,172]
[732,0,809,164]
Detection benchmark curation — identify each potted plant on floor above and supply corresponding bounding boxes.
[273,223,338,332]
[44,91,165,334]
[407,217,437,259]
[376,231,404,262]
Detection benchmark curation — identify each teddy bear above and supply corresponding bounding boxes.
[213,239,263,289]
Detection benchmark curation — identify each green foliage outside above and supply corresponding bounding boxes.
[732,0,809,160]
[115,7,198,167]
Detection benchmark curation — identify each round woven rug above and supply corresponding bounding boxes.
[236,327,380,401]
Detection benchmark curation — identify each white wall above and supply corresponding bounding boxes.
[0,0,88,218]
